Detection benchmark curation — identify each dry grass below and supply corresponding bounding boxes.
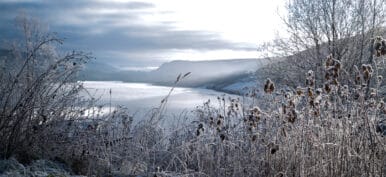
[2,50,386,177]
[1,14,385,177]
[62,53,385,176]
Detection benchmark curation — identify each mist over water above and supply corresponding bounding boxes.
[81,81,238,122]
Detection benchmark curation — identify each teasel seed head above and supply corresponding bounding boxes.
[264,78,275,94]
[378,75,383,84]
[296,87,303,96]
[324,83,331,94]
[325,54,334,68]
[307,87,314,97]
[270,144,279,154]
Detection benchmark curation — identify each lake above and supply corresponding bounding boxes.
[82,81,238,122]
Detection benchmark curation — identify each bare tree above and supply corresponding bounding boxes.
[261,0,386,88]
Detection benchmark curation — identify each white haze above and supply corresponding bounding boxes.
[81,81,240,121]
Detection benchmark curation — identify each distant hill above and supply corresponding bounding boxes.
[0,48,273,93]
[79,58,272,91]
[148,59,270,86]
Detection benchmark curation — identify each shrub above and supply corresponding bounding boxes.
[0,14,93,160]
[159,53,386,177]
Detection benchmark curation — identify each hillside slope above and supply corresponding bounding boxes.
[148,59,270,86]
[79,58,271,90]
[0,49,273,94]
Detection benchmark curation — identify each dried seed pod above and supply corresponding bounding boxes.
[275,172,284,177]
[306,70,315,87]
[379,101,385,109]
[315,88,323,95]
[363,69,371,82]
[307,87,314,97]
[366,65,373,74]
[361,64,368,71]
[370,88,377,97]
[288,109,297,123]
[313,109,320,116]
[369,98,377,108]
[251,107,261,115]
[288,100,295,107]
[332,78,339,85]
[284,92,292,99]
[325,54,334,68]
[324,83,331,93]
[309,99,315,108]
[374,36,386,57]
[325,72,331,80]
[307,70,314,77]
[251,134,257,142]
[296,87,303,96]
[355,75,361,85]
[269,82,275,92]
[361,64,373,82]
[209,117,214,125]
[334,60,341,71]
[264,78,275,94]
[306,78,315,87]
[270,144,279,154]
[198,123,203,129]
[378,101,386,114]
[220,134,226,141]
[196,129,201,136]
[378,75,383,84]
[374,36,383,51]
[217,119,222,126]
[382,40,386,56]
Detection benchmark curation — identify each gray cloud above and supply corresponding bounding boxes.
[0,0,255,67]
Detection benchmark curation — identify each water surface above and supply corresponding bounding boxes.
[82,81,237,121]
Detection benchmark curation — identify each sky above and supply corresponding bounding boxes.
[0,0,284,69]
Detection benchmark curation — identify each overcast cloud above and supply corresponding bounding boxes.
[0,0,281,68]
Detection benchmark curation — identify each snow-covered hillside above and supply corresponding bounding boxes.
[80,58,271,92]
[149,59,269,86]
